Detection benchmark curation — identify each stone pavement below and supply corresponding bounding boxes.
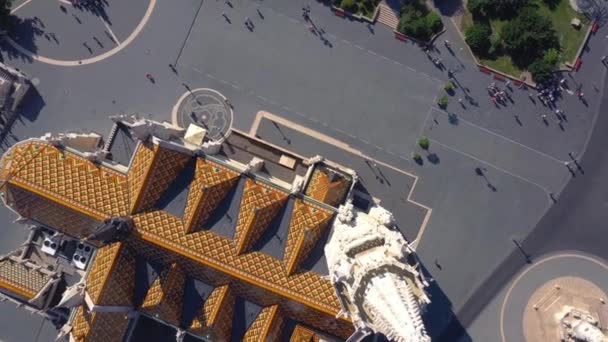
[0,0,604,339]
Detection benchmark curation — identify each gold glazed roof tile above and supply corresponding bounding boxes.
[189,284,235,341]
[0,136,354,340]
[304,168,350,207]
[128,142,191,214]
[242,304,283,342]
[95,244,137,306]
[4,140,128,219]
[282,199,334,276]
[0,259,50,299]
[183,158,240,234]
[290,325,320,342]
[132,210,342,316]
[233,178,289,254]
[5,184,102,238]
[86,242,126,304]
[140,262,185,326]
[70,306,129,342]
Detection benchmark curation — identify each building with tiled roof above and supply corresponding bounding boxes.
[0,114,429,342]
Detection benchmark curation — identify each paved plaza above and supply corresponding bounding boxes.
[0,0,606,340]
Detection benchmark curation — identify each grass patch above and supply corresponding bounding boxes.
[460,0,588,75]
[535,0,588,62]
[334,0,381,18]
[479,55,523,76]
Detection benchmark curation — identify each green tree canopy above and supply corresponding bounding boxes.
[529,58,555,84]
[501,7,559,67]
[465,23,492,56]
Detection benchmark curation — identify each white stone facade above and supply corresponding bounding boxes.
[325,203,430,342]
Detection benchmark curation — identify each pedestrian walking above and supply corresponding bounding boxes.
[444,39,450,47]
[602,56,607,64]
[224,98,232,108]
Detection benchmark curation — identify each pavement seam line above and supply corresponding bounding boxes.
[429,138,551,193]
[431,108,567,164]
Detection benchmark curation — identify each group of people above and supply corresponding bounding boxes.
[487,82,511,106]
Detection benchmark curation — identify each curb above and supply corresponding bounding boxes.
[392,27,446,46]
[331,3,380,23]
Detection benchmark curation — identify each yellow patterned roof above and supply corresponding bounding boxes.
[233,179,289,254]
[189,284,235,341]
[290,325,320,342]
[242,304,283,342]
[183,158,240,234]
[0,137,353,341]
[140,262,185,326]
[3,140,128,220]
[282,199,334,276]
[305,168,350,207]
[71,307,130,342]
[0,259,50,299]
[128,142,191,214]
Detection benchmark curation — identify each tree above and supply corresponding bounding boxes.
[529,58,554,85]
[501,7,559,67]
[543,48,560,67]
[398,0,443,41]
[467,0,490,18]
[418,137,430,150]
[487,0,529,18]
[340,0,358,12]
[0,0,11,30]
[466,23,492,56]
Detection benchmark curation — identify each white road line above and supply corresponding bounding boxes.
[367,50,378,56]
[432,108,567,164]
[10,0,33,14]
[430,138,550,193]
[101,19,120,45]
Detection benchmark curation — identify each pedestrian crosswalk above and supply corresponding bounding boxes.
[376,2,399,30]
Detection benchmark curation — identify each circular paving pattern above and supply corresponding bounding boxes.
[522,276,608,342]
[500,253,608,342]
[172,88,233,141]
[7,0,155,66]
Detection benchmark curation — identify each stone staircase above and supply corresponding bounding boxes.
[376,2,399,30]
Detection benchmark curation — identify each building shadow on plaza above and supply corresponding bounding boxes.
[420,263,472,342]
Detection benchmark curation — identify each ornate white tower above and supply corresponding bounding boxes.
[324,203,430,342]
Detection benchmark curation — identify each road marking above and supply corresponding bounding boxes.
[101,18,120,45]
[430,138,550,193]
[432,108,567,164]
[249,110,433,249]
[7,0,155,66]
[500,253,608,342]
[10,0,33,13]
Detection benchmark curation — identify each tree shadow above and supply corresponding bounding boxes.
[420,263,473,342]
[433,0,465,17]
[448,112,459,125]
[1,17,43,63]
[73,0,112,25]
[427,153,440,164]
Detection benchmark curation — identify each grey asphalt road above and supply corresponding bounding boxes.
[466,253,608,342]
[451,30,608,338]
[0,0,604,340]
